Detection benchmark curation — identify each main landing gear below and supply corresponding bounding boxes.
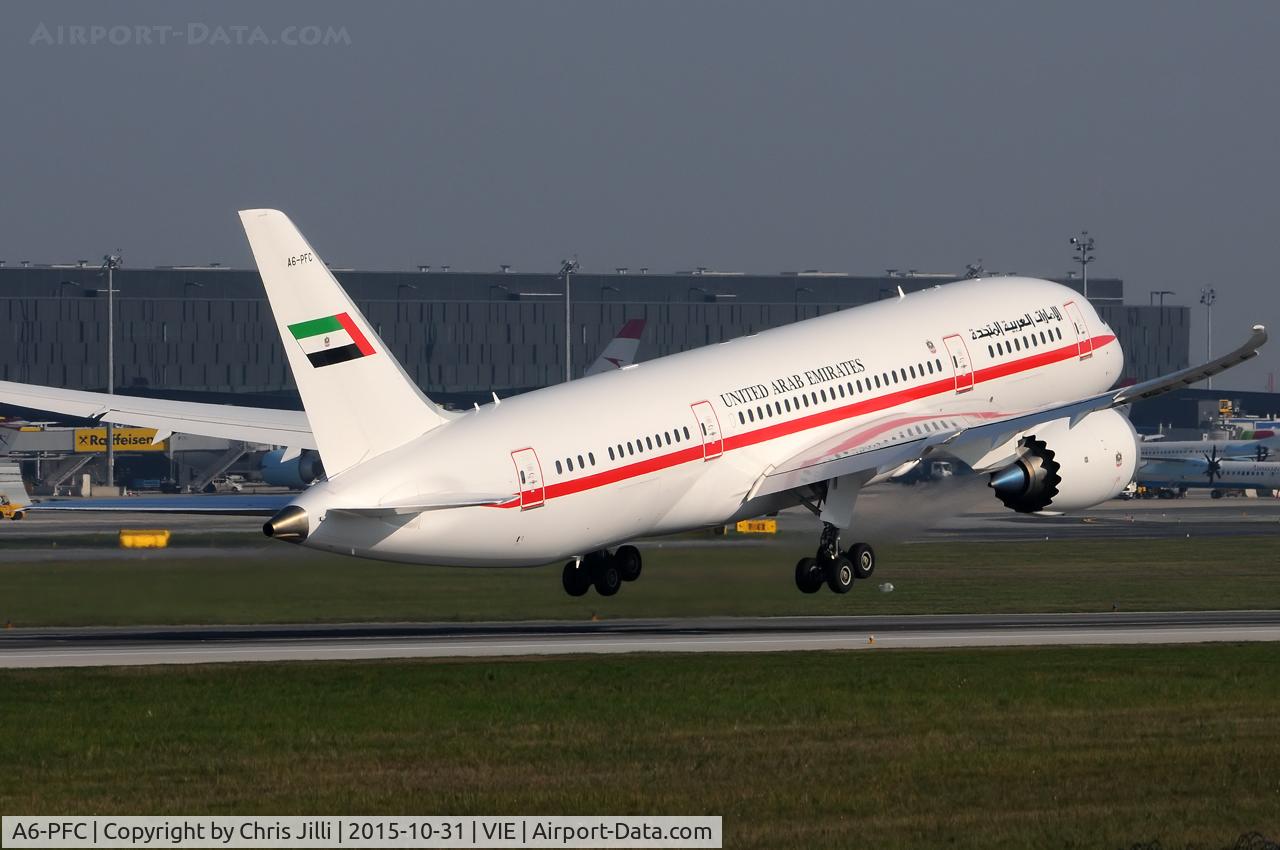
[794,522,875,595]
[562,545,643,597]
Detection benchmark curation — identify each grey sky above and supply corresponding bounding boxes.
[3,0,1277,390]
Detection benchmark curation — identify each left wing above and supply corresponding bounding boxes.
[754,324,1268,499]
[0,381,315,449]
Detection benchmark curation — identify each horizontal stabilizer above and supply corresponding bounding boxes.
[329,492,515,516]
[0,381,314,448]
[25,494,292,516]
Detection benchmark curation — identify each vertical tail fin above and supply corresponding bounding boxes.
[239,209,450,475]
[584,319,646,376]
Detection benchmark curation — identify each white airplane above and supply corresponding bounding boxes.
[1137,457,1280,495]
[1140,436,1278,463]
[0,210,1267,598]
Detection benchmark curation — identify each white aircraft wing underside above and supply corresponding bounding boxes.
[0,380,315,449]
[756,324,1268,499]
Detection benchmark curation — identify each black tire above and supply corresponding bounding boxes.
[615,545,643,582]
[561,561,591,597]
[794,557,823,594]
[826,555,854,594]
[592,561,623,596]
[849,543,875,579]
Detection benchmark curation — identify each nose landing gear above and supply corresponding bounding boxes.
[793,522,875,595]
[562,545,644,597]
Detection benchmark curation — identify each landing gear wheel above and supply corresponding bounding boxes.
[591,560,622,596]
[826,555,854,594]
[615,545,643,582]
[794,557,823,594]
[562,560,591,597]
[848,543,875,580]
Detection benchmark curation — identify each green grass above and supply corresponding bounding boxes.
[1,645,1277,849]
[0,537,1277,627]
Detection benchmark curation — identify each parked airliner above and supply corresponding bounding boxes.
[0,211,1266,597]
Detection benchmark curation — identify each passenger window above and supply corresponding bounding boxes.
[987,345,993,357]
[577,454,584,468]
[627,442,634,455]
[820,389,827,402]
[936,358,943,371]
[520,470,527,484]
[784,398,792,412]
[644,438,652,451]
[566,457,574,472]
[608,447,615,461]
[748,409,755,422]
[1014,338,1021,351]
[873,375,881,388]
[684,426,691,439]
[555,461,562,474]
[674,430,681,443]
[588,452,595,465]
[811,392,818,405]
[856,379,863,391]
[664,432,671,445]
[802,395,810,407]
[738,412,745,424]
[892,372,899,384]
[910,365,917,378]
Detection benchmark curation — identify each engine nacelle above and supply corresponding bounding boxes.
[259,448,326,489]
[989,409,1137,514]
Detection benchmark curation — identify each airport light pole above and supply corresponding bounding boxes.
[1200,287,1216,389]
[560,257,579,383]
[1069,231,1095,301]
[102,252,123,489]
[560,256,581,381]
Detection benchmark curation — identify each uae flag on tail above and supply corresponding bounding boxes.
[288,312,376,367]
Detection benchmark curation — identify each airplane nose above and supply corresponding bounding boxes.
[264,505,309,543]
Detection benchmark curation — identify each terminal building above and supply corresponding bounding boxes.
[0,263,1184,401]
[0,261,1216,490]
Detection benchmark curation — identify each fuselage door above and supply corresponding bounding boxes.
[690,400,724,460]
[510,447,545,509]
[942,334,975,394]
[1064,300,1093,360]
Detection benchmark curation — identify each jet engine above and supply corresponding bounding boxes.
[989,409,1138,514]
[259,448,326,489]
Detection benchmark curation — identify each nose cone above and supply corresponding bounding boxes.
[264,505,309,543]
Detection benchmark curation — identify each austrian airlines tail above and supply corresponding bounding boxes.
[584,319,646,377]
[238,209,452,475]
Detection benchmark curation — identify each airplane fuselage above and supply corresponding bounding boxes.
[290,277,1124,566]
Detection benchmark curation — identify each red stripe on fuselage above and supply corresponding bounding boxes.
[492,334,1116,507]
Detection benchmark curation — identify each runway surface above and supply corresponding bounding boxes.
[4,491,1278,551]
[2,611,1277,668]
